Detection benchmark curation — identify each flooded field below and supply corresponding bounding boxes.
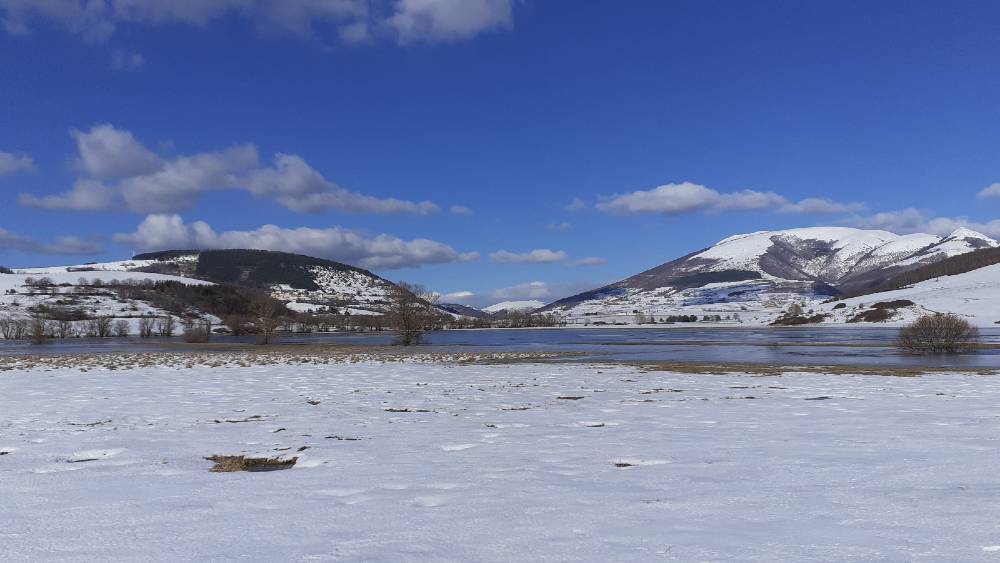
[2,327,999,369]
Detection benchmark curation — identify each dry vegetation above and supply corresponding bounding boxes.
[897,313,979,353]
[205,455,297,472]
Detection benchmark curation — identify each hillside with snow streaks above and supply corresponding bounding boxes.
[483,300,547,314]
[545,226,999,325]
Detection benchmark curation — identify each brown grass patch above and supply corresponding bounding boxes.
[206,455,298,473]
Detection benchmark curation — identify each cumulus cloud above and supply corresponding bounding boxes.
[0,0,516,45]
[978,183,1000,199]
[436,279,601,308]
[778,197,866,215]
[20,124,441,215]
[492,280,550,300]
[595,181,866,218]
[596,182,785,215]
[440,290,475,302]
[564,198,587,212]
[547,221,572,232]
[846,207,1000,238]
[113,214,479,270]
[574,256,606,266]
[490,279,599,302]
[0,150,34,175]
[0,228,102,255]
[489,248,567,264]
[449,205,473,215]
[71,123,163,178]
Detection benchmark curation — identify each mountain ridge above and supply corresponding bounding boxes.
[541,226,998,322]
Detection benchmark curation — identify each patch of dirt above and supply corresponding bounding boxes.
[206,455,298,473]
[212,415,266,424]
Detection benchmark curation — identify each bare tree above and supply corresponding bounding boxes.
[11,318,27,340]
[898,313,979,353]
[251,298,279,345]
[0,314,14,339]
[138,316,156,338]
[386,282,438,346]
[157,315,176,337]
[113,319,130,337]
[54,319,75,339]
[94,315,113,337]
[182,318,212,343]
[28,307,49,344]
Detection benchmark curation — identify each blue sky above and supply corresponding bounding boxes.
[3,0,1000,306]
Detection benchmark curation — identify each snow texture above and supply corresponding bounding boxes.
[482,300,546,313]
[3,359,1000,560]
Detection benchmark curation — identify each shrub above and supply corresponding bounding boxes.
[182,319,212,343]
[847,308,892,323]
[897,314,978,353]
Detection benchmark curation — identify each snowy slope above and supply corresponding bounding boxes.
[19,250,404,316]
[0,271,214,333]
[546,226,998,325]
[819,261,1000,327]
[483,300,546,313]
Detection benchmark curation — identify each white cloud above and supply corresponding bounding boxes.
[574,256,606,266]
[978,183,1000,199]
[596,182,786,215]
[72,123,163,178]
[389,0,512,43]
[490,279,598,302]
[564,197,587,212]
[547,221,572,231]
[449,205,473,215]
[440,290,474,302]
[846,207,1000,238]
[779,197,866,215]
[113,214,479,270]
[596,181,867,217]
[0,228,102,255]
[21,124,440,215]
[492,280,550,300]
[0,0,515,45]
[438,279,601,308]
[489,248,567,264]
[110,49,144,71]
[20,179,119,211]
[0,150,33,175]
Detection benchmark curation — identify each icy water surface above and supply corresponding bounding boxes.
[2,327,1000,369]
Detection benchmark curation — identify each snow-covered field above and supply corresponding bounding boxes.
[816,262,1000,327]
[4,356,1000,560]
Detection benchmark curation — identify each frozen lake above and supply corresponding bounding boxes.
[3,326,1000,369]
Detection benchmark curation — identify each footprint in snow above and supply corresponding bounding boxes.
[316,487,370,497]
[413,495,447,507]
[612,458,670,468]
[67,448,124,463]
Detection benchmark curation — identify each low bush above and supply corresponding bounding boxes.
[897,314,978,353]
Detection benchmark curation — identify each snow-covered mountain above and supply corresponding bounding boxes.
[437,303,491,319]
[482,300,546,314]
[30,249,402,315]
[543,227,998,325]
